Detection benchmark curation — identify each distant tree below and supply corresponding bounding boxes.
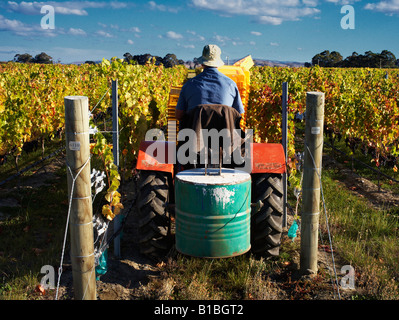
[133,53,153,65]
[341,52,360,67]
[379,50,397,68]
[123,52,133,64]
[123,52,184,68]
[311,50,342,67]
[33,52,53,64]
[329,51,343,66]
[13,53,33,63]
[312,50,397,68]
[162,53,179,68]
[154,55,163,66]
[84,61,96,65]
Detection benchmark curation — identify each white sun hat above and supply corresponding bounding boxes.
[198,44,225,67]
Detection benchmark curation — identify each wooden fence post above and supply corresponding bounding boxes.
[300,91,325,275]
[65,96,97,300]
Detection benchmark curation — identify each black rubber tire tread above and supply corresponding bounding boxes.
[136,170,172,261]
[251,173,284,257]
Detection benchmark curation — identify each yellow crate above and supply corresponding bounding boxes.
[167,56,254,135]
[167,86,182,141]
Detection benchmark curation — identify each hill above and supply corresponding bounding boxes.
[252,58,305,67]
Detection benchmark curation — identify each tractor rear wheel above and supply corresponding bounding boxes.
[251,173,284,257]
[135,170,173,261]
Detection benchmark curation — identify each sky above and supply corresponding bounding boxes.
[0,0,399,64]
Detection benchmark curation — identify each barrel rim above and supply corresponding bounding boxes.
[176,168,251,185]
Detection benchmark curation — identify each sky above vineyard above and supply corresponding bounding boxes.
[1,0,399,64]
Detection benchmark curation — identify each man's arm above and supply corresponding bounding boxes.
[232,85,245,114]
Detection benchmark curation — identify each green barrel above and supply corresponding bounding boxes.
[175,168,251,258]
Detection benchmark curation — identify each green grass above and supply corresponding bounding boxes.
[0,163,69,300]
[318,169,399,299]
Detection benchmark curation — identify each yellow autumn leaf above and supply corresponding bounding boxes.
[113,202,124,216]
[111,194,121,206]
[105,191,121,203]
[102,204,115,221]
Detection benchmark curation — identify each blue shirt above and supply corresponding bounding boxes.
[176,67,244,114]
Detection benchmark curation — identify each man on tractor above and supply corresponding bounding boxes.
[175,44,245,122]
[175,44,245,169]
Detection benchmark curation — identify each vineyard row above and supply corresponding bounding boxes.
[0,60,398,177]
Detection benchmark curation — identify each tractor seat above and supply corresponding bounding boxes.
[178,104,245,169]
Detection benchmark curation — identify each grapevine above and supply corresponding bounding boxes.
[248,66,399,174]
[1,62,397,176]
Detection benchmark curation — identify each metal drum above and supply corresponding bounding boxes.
[175,168,251,258]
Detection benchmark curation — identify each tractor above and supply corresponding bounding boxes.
[135,56,286,261]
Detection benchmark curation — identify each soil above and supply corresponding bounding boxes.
[322,155,399,210]
[2,151,398,301]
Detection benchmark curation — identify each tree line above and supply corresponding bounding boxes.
[13,52,53,64]
[11,50,399,69]
[11,52,186,68]
[309,50,398,68]
[122,52,185,68]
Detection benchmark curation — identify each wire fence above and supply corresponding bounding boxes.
[324,141,399,186]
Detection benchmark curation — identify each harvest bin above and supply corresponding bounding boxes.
[175,168,251,258]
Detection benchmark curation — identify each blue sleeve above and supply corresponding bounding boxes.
[232,85,245,114]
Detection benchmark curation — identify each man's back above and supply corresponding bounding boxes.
[176,67,245,115]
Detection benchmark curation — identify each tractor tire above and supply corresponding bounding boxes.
[251,173,284,257]
[135,170,173,261]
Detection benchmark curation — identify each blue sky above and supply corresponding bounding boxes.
[0,0,399,63]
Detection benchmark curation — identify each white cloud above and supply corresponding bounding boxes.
[0,14,56,37]
[190,0,320,25]
[68,28,86,36]
[212,34,242,47]
[127,39,134,45]
[2,1,129,16]
[187,30,205,41]
[270,42,279,46]
[302,0,318,5]
[0,14,28,32]
[213,34,231,45]
[110,1,129,9]
[129,27,141,33]
[325,0,361,5]
[96,30,114,38]
[148,1,179,13]
[165,31,183,40]
[364,0,399,15]
[257,16,283,25]
[251,31,262,36]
